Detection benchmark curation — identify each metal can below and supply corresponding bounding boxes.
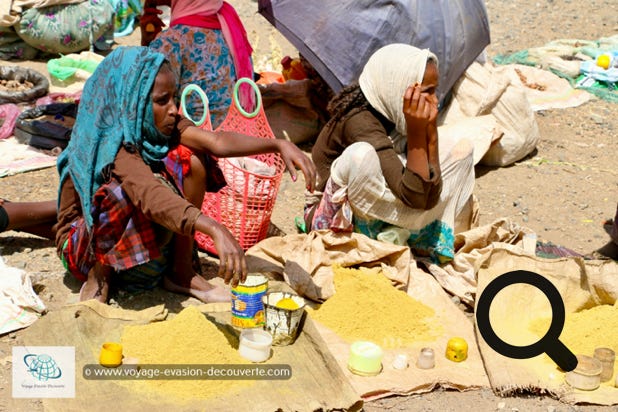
[231,274,268,328]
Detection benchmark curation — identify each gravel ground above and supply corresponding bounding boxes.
[1,0,617,411]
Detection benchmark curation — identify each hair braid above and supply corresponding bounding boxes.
[325,83,370,126]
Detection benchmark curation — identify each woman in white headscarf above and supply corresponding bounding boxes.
[305,43,475,264]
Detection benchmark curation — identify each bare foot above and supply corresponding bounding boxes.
[79,263,111,303]
[163,273,231,303]
[595,241,618,260]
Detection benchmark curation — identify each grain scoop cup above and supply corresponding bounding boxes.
[262,292,306,346]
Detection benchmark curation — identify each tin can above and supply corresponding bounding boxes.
[231,274,268,328]
[262,292,306,346]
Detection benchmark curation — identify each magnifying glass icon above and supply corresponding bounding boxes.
[475,270,578,372]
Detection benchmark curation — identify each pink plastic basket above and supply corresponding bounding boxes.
[194,78,286,254]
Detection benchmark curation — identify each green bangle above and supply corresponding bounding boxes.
[233,77,261,118]
[180,84,209,127]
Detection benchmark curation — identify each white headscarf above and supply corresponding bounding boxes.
[359,44,438,141]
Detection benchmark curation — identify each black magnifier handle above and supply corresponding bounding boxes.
[545,339,578,372]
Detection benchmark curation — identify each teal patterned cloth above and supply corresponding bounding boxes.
[112,0,143,37]
[407,219,455,264]
[354,216,455,264]
[57,46,170,229]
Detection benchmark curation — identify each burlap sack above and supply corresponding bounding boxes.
[475,247,618,405]
[246,230,411,302]
[11,300,361,412]
[260,79,322,144]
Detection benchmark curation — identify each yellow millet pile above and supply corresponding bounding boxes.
[530,301,618,358]
[307,266,440,349]
[120,305,251,401]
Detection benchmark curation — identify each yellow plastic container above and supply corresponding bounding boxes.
[99,342,123,368]
[445,337,468,362]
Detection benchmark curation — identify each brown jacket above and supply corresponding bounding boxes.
[311,107,442,209]
[55,116,203,254]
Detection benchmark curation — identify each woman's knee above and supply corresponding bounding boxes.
[450,138,474,163]
[331,142,380,186]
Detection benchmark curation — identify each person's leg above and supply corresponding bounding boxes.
[162,153,231,302]
[163,233,231,303]
[330,140,474,262]
[80,262,113,302]
[0,199,57,239]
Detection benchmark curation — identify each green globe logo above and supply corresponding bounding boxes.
[23,354,62,381]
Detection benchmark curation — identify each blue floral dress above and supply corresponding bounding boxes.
[150,25,238,128]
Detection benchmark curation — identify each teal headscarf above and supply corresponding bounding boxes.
[57,46,171,229]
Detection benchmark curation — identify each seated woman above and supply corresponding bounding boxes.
[305,43,475,264]
[56,46,315,304]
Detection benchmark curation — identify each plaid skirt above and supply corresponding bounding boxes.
[62,177,174,292]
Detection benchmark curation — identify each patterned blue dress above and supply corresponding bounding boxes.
[150,25,238,128]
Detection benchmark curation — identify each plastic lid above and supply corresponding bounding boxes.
[281,56,292,69]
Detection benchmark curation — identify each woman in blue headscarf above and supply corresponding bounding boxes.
[56,46,316,304]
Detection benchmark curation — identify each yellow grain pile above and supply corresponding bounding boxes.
[120,305,251,401]
[276,298,299,310]
[529,301,618,365]
[307,266,440,348]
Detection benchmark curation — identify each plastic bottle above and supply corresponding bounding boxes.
[281,56,307,81]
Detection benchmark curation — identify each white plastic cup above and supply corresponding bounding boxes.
[238,329,272,363]
[392,353,409,370]
[416,347,435,369]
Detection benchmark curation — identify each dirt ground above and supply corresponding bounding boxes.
[1,0,617,411]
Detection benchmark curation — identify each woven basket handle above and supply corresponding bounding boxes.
[233,77,262,119]
[180,84,211,128]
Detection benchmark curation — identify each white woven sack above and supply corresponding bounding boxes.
[451,62,540,167]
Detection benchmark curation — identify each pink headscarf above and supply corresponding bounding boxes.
[170,0,254,109]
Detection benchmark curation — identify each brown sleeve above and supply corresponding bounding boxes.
[55,176,82,255]
[113,146,201,236]
[342,110,442,209]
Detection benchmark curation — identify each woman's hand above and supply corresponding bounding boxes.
[276,140,317,192]
[403,83,439,181]
[403,83,438,134]
[195,215,247,287]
